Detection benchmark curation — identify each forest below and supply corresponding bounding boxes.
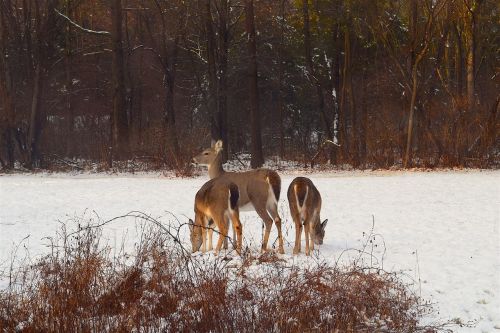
[0,0,498,171]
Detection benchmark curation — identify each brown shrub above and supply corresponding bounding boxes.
[0,215,453,333]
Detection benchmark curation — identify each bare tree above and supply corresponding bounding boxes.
[245,0,263,168]
[110,0,129,162]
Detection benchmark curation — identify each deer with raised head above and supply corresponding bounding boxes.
[287,177,328,256]
[192,140,284,254]
[189,178,242,254]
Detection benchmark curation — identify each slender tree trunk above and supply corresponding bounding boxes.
[217,0,229,161]
[111,0,129,162]
[245,0,264,168]
[465,8,475,109]
[27,63,43,168]
[277,0,285,159]
[303,0,334,162]
[0,6,16,168]
[64,0,74,157]
[164,38,181,167]
[453,24,464,97]
[339,28,350,161]
[205,0,218,146]
[403,63,419,168]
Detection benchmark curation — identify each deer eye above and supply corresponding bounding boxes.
[204,152,209,155]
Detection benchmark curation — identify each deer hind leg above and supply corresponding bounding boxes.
[303,212,312,256]
[290,209,302,255]
[268,203,285,254]
[224,213,237,250]
[230,210,243,254]
[308,222,315,254]
[213,214,229,255]
[207,217,214,251]
[202,216,208,253]
[254,204,274,253]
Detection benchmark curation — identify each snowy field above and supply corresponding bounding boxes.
[0,170,499,332]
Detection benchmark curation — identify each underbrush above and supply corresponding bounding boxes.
[0,215,452,332]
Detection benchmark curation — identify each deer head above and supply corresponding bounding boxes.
[312,219,328,245]
[188,219,203,253]
[192,140,223,166]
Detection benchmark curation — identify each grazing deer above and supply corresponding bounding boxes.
[189,178,242,255]
[192,140,285,254]
[287,177,328,256]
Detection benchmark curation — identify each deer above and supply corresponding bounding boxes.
[189,178,242,255]
[287,177,328,256]
[192,140,285,254]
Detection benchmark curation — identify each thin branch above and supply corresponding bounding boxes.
[54,9,110,36]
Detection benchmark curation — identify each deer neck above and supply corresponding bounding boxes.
[208,152,225,179]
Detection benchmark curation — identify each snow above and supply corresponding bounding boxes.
[0,170,499,331]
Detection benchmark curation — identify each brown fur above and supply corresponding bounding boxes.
[265,170,281,202]
[192,140,284,254]
[189,178,242,254]
[287,177,328,256]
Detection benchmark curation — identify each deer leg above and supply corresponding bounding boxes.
[208,227,214,251]
[268,204,285,254]
[214,215,228,255]
[223,215,230,250]
[290,210,302,255]
[231,219,237,250]
[202,219,208,253]
[230,210,243,254]
[304,221,311,256]
[254,205,274,252]
[308,222,315,254]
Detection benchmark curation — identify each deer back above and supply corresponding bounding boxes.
[287,177,322,223]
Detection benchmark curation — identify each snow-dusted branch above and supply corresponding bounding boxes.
[54,9,111,36]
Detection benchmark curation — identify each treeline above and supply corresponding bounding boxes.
[0,0,498,171]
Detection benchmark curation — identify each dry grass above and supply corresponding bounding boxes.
[0,215,454,333]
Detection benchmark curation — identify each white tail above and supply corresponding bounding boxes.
[189,178,242,255]
[287,177,328,256]
[192,140,284,253]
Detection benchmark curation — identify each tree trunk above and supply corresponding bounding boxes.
[277,0,285,159]
[205,0,218,145]
[27,64,43,168]
[465,7,476,109]
[453,24,464,97]
[217,0,229,161]
[303,0,334,162]
[245,0,264,168]
[403,64,419,168]
[111,0,129,163]
[164,38,181,167]
[64,0,74,157]
[0,6,16,169]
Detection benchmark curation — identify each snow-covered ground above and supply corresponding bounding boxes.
[0,170,499,332]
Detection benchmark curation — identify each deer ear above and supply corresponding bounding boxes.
[321,219,328,230]
[188,219,194,231]
[214,140,223,151]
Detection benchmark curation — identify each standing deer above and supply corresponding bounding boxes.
[192,140,285,254]
[189,178,242,255]
[287,177,328,256]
